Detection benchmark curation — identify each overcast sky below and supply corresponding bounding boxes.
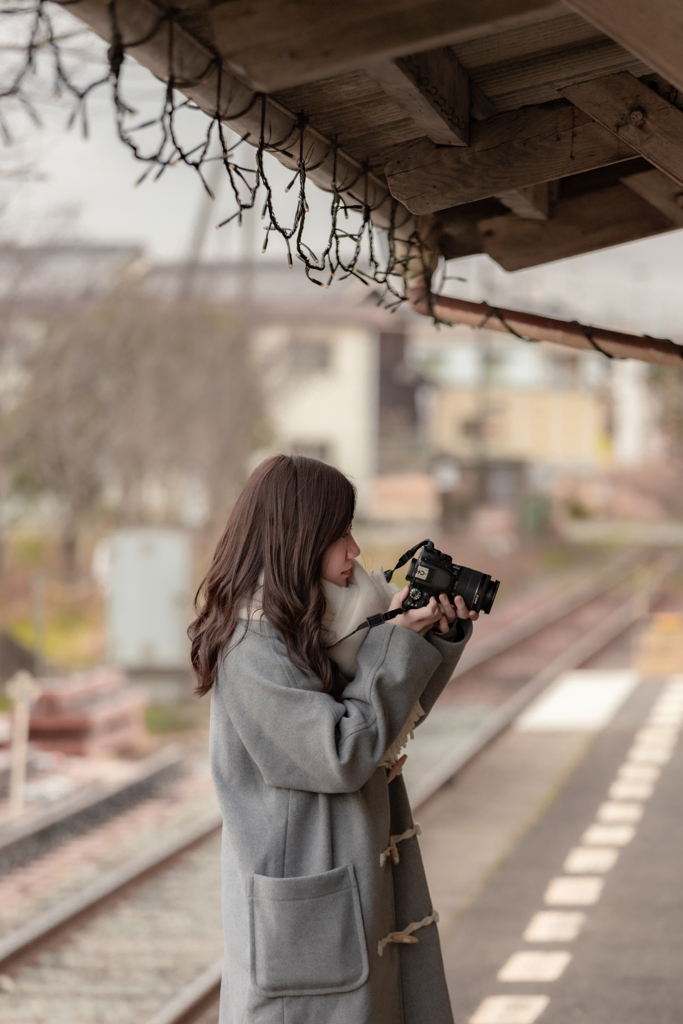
[1,86,335,265]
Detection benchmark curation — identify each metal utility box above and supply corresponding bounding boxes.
[108,529,192,671]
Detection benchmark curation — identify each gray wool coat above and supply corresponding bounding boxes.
[209,615,473,1024]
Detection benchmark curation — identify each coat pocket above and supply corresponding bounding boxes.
[249,864,369,997]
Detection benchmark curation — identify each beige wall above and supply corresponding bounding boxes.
[431,388,608,466]
[254,324,378,513]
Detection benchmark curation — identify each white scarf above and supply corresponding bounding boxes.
[241,560,423,768]
[322,560,398,679]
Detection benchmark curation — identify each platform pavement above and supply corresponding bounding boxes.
[429,673,683,1023]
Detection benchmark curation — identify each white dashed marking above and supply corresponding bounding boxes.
[596,801,643,824]
[516,671,638,731]
[627,745,672,765]
[563,846,619,873]
[617,763,660,782]
[635,726,678,746]
[469,995,550,1024]
[471,677,681,1024]
[523,911,586,942]
[582,823,635,846]
[648,712,683,726]
[652,697,683,709]
[649,712,683,724]
[608,780,653,800]
[544,876,604,906]
[498,950,572,982]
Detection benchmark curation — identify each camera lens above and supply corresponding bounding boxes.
[453,566,500,615]
[479,577,500,615]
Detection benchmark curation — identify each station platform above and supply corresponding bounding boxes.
[418,663,683,1024]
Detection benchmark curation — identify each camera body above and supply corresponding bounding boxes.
[402,541,499,615]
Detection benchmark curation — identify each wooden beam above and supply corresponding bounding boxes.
[562,73,683,189]
[384,100,636,214]
[365,49,499,146]
[205,0,564,92]
[470,82,498,122]
[478,182,674,271]
[495,183,553,220]
[431,204,493,260]
[565,0,683,97]
[621,168,683,227]
[365,49,470,146]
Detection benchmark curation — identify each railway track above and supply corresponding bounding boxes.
[406,548,675,807]
[0,549,676,1024]
[0,744,186,873]
[0,815,223,1023]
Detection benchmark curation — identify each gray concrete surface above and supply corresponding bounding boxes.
[437,678,681,1023]
[419,730,595,936]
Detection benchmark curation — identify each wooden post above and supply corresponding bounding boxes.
[6,670,42,818]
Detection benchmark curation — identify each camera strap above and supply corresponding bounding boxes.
[382,540,431,583]
[326,607,403,648]
[327,541,432,649]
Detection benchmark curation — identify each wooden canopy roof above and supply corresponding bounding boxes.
[64,0,683,278]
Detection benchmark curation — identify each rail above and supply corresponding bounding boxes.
[0,811,221,972]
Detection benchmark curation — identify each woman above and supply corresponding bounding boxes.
[189,455,477,1024]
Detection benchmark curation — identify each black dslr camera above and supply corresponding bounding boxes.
[329,539,499,649]
[387,540,499,615]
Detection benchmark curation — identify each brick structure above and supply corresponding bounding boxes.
[29,667,147,756]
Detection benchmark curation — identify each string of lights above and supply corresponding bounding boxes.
[0,0,428,303]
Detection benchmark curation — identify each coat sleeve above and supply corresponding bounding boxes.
[214,622,442,794]
[417,618,474,721]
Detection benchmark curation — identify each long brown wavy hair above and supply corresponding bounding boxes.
[189,455,356,696]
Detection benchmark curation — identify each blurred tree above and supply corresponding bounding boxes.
[3,287,264,576]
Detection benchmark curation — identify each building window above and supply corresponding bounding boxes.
[287,339,332,374]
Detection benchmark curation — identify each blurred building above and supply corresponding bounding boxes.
[1,242,669,529]
[139,257,429,516]
[405,323,616,527]
[415,329,609,468]
[0,244,404,517]
[251,315,381,515]
[0,243,144,309]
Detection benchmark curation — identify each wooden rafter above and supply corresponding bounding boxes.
[565,0,683,96]
[478,182,674,270]
[364,49,470,146]
[621,168,683,228]
[495,183,553,220]
[384,100,636,213]
[203,0,564,92]
[562,72,683,188]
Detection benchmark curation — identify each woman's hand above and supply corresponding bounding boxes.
[389,588,479,637]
